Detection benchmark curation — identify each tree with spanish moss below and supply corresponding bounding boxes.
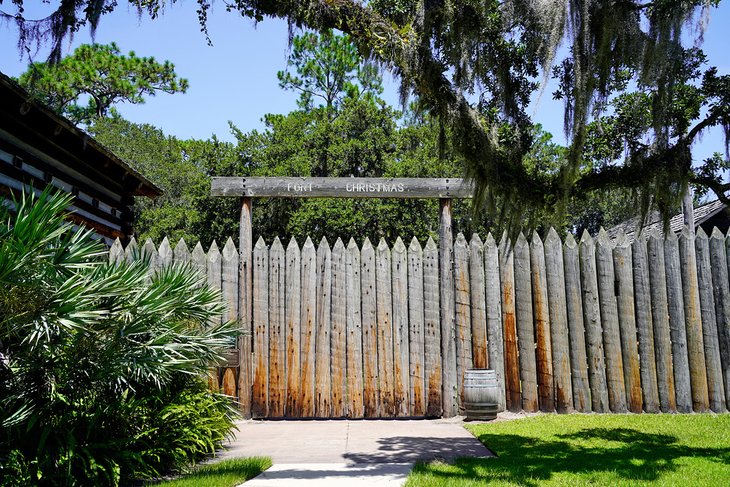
[5,0,728,227]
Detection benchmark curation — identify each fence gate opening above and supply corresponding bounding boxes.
[211,177,473,419]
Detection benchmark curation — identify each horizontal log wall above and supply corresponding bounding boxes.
[112,227,730,417]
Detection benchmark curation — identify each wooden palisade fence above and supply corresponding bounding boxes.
[110,226,730,418]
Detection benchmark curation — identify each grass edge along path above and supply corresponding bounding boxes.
[159,457,272,487]
[405,413,730,486]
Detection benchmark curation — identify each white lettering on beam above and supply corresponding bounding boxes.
[287,182,313,192]
[346,182,405,193]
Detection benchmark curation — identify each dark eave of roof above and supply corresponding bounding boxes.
[0,72,162,198]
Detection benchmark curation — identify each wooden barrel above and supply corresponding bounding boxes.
[463,369,499,421]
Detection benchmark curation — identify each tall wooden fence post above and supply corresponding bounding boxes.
[440,199,458,416]
[238,197,253,418]
[514,232,538,412]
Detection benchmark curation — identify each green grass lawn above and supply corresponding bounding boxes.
[406,414,730,486]
[159,457,272,487]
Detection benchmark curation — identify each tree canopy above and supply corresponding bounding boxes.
[17,42,188,125]
[6,0,727,227]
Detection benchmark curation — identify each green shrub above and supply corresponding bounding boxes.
[0,189,239,485]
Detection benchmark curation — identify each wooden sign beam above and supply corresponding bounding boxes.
[211,177,473,199]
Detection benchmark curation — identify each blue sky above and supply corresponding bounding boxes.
[1,1,728,165]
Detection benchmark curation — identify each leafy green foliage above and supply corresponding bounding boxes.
[17,42,188,125]
[0,189,238,484]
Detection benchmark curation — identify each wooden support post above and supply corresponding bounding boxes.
[439,198,458,417]
[238,197,253,418]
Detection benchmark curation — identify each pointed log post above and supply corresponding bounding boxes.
[514,232,538,412]
[222,238,240,399]
[469,234,488,370]
[376,238,395,417]
[268,238,287,417]
[174,238,191,264]
[695,229,725,412]
[361,238,380,417]
[191,242,206,281]
[711,229,730,406]
[564,233,590,412]
[331,238,348,418]
[285,238,302,417]
[125,236,138,264]
[238,197,253,418]
[251,237,269,418]
[346,239,364,417]
[530,231,555,412]
[454,233,473,408]
[500,233,521,411]
[439,199,458,417]
[485,233,506,412]
[544,228,573,413]
[143,238,160,277]
[580,230,609,413]
[392,237,410,417]
[408,237,427,416]
[109,238,124,265]
[613,230,643,413]
[665,230,693,412]
[632,232,660,413]
[207,241,222,324]
[315,237,332,417]
[647,230,677,412]
[158,237,172,268]
[300,237,317,417]
[424,237,443,417]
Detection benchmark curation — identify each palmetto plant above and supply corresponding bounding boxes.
[0,189,238,485]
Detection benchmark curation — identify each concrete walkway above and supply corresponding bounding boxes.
[215,418,493,486]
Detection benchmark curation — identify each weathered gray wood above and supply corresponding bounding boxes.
[300,237,317,417]
[143,238,160,275]
[469,234,488,370]
[158,237,172,268]
[346,239,364,417]
[173,238,191,265]
[695,229,725,412]
[514,232,538,412]
[212,177,473,199]
[631,232,660,413]
[222,238,239,324]
[268,238,287,417]
[613,230,643,413]
[499,233,521,411]
[563,233,590,412]
[408,237,427,416]
[712,229,730,406]
[361,238,379,417]
[530,231,555,412]
[125,236,138,263]
[439,199,458,416]
[423,237,442,417]
[109,238,124,264]
[679,226,710,412]
[238,197,253,418]
[596,229,627,413]
[392,237,410,417]
[454,233,473,409]
[331,238,348,417]
[376,238,395,417]
[664,231,693,412]
[579,230,610,413]
[484,233,506,412]
[191,242,207,281]
[252,237,269,418]
[544,228,572,413]
[285,238,302,416]
[647,231,677,412]
[315,238,333,417]
[207,241,222,316]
